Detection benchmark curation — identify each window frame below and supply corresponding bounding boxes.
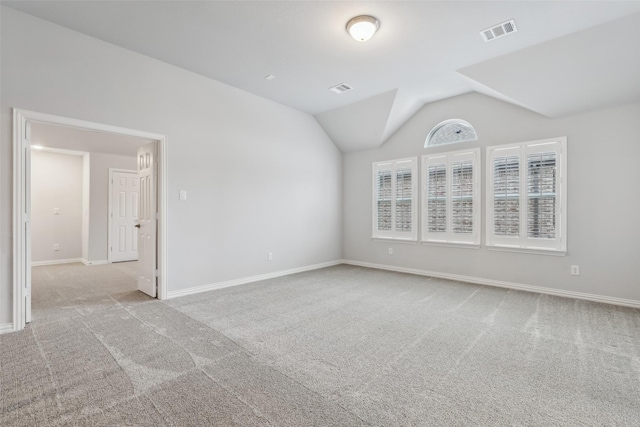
[421,148,481,247]
[424,119,478,148]
[486,137,567,255]
[372,157,418,241]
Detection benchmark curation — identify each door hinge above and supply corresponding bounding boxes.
[155,269,159,277]
[153,212,159,220]
[24,213,30,223]
[110,246,112,251]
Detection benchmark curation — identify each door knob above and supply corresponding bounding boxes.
[135,224,140,228]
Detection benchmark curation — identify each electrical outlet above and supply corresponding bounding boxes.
[53,244,60,251]
[571,265,580,276]
[388,248,393,255]
[268,252,273,261]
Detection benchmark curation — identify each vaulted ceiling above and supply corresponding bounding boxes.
[4,1,640,152]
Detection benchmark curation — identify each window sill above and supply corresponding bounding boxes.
[487,245,566,256]
[372,237,417,245]
[421,241,480,250]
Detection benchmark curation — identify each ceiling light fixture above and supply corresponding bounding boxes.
[346,15,379,42]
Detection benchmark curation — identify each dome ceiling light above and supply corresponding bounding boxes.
[346,15,380,42]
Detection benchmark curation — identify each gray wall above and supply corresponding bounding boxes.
[31,151,83,263]
[1,7,343,324]
[343,92,640,301]
[88,153,137,263]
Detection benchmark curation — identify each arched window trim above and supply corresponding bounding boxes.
[425,119,478,148]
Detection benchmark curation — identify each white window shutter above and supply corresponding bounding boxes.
[422,149,480,245]
[372,158,417,241]
[487,137,566,253]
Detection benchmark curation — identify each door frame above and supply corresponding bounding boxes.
[107,168,138,264]
[13,108,169,332]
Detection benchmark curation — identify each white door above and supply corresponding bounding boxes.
[110,171,139,262]
[137,142,157,297]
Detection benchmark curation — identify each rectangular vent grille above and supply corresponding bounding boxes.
[480,19,517,42]
[329,83,353,94]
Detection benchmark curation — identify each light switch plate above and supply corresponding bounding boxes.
[179,190,187,200]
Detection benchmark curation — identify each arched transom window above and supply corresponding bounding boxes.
[425,119,478,148]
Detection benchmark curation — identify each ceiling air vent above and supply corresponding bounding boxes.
[329,83,353,94]
[480,19,517,42]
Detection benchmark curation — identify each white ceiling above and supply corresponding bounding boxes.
[31,122,153,157]
[5,1,640,152]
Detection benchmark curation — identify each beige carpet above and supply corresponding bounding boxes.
[1,262,639,426]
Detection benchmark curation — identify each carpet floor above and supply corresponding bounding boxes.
[1,263,639,426]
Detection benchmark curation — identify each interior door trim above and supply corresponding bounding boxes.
[11,108,168,333]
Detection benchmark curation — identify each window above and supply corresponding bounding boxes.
[372,157,417,241]
[425,119,478,148]
[486,137,567,254]
[422,149,481,246]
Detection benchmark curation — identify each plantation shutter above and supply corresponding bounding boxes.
[527,152,557,239]
[451,159,474,234]
[372,158,417,240]
[422,149,480,245]
[395,167,413,232]
[426,161,447,233]
[492,151,520,238]
[487,138,566,252]
[376,168,392,232]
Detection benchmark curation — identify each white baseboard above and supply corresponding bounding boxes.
[342,260,640,309]
[167,260,342,299]
[31,258,84,267]
[0,323,14,335]
[81,259,109,266]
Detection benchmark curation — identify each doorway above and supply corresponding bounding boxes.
[12,109,168,332]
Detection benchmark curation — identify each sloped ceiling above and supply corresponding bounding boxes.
[459,13,640,119]
[315,89,398,153]
[3,1,640,152]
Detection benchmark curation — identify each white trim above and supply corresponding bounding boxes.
[342,260,640,309]
[372,157,418,241]
[487,246,566,256]
[425,119,478,148]
[0,323,14,335]
[167,260,342,299]
[421,241,481,250]
[32,258,84,267]
[486,136,567,252]
[13,110,28,331]
[108,168,137,264]
[81,259,109,266]
[372,238,417,245]
[12,108,169,333]
[421,147,481,245]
